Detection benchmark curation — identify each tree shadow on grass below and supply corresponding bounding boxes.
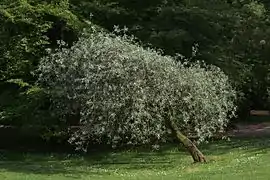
[0,152,87,177]
[0,137,269,176]
[0,149,178,176]
[201,136,270,156]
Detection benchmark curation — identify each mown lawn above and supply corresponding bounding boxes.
[0,137,270,180]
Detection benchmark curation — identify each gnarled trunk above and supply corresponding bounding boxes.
[168,119,206,163]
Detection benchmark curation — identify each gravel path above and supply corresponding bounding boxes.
[229,122,270,137]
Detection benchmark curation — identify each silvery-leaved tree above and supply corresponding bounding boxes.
[37,28,237,163]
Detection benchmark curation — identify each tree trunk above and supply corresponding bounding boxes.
[168,119,207,163]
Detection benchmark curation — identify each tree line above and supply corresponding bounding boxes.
[0,0,269,162]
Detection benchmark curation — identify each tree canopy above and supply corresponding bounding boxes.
[37,29,236,162]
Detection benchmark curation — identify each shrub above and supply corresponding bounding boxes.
[38,29,237,151]
[0,80,69,143]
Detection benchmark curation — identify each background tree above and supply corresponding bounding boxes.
[70,0,270,118]
[0,0,84,83]
[0,0,86,140]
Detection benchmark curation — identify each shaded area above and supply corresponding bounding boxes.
[202,137,270,156]
[229,121,270,137]
[0,137,269,176]
[0,151,179,176]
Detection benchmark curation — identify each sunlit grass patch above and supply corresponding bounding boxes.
[0,137,270,180]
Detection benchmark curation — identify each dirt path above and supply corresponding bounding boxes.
[229,122,270,137]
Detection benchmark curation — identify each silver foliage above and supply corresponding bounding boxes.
[38,29,237,150]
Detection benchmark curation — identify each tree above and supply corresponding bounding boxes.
[38,29,237,163]
[0,0,88,140]
[0,0,83,83]
[70,0,270,117]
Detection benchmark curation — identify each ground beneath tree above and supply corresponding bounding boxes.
[229,122,270,137]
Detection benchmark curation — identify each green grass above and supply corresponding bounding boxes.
[1,137,270,180]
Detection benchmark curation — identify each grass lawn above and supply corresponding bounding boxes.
[0,137,270,180]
